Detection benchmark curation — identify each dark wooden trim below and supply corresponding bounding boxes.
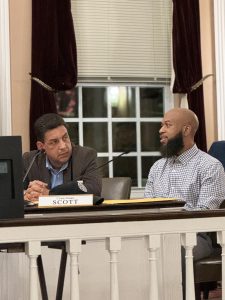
[1,207,225,228]
[24,200,185,214]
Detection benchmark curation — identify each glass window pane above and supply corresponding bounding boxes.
[83,122,108,152]
[67,123,79,145]
[140,87,163,117]
[109,86,136,117]
[97,157,109,177]
[83,87,107,117]
[113,157,137,187]
[141,156,161,186]
[141,122,161,151]
[56,88,78,118]
[112,122,136,152]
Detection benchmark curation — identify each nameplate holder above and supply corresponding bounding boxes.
[38,194,93,207]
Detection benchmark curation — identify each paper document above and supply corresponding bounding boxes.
[104,198,178,205]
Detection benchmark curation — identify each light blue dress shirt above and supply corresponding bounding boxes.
[46,158,68,189]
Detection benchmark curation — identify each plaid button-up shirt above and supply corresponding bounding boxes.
[144,144,225,210]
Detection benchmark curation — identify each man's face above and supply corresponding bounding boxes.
[159,111,184,157]
[37,125,72,169]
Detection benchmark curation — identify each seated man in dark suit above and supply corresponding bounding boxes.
[144,108,225,299]
[24,113,101,202]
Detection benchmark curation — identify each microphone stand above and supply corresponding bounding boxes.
[23,150,42,183]
[94,150,130,171]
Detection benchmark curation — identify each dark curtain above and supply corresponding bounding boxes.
[30,0,77,149]
[172,0,206,152]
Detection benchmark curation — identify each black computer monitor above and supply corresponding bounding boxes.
[0,136,24,219]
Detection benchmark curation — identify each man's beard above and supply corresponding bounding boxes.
[160,132,184,158]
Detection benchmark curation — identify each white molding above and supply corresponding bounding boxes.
[214,0,225,140]
[0,0,12,135]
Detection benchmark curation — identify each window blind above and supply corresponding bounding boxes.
[71,0,172,83]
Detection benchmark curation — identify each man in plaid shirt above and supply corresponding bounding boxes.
[144,108,225,299]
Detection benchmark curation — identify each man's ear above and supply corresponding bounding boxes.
[183,125,191,136]
[36,141,44,151]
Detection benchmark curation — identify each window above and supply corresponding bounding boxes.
[58,0,173,189]
[56,84,172,187]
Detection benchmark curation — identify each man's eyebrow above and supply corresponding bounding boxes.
[47,135,68,142]
[162,120,172,125]
[47,138,58,142]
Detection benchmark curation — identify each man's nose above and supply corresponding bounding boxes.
[58,139,66,148]
[159,126,164,134]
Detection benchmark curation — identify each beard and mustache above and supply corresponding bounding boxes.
[160,131,184,158]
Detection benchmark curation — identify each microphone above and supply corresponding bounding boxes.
[94,150,130,172]
[78,149,130,181]
[49,150,130,204]
[69,150,131,183]
[23,150,43,183]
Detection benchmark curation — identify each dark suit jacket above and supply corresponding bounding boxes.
[23,144,101,196]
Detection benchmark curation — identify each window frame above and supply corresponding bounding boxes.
[63,82,173,189]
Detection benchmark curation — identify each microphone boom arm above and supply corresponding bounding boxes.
[23,150,42,183]
[94,150,130,171]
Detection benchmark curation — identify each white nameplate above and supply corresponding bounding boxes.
[38,194,93,207]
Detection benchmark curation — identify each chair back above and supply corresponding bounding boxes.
[208,141,225,170]
[101,177,132,200]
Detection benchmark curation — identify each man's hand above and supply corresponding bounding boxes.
[24,180,49,202]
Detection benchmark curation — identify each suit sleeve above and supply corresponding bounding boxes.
[77,148,102,196]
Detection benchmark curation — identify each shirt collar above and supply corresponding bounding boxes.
[46,157,68,173]
[173,144,199,165]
